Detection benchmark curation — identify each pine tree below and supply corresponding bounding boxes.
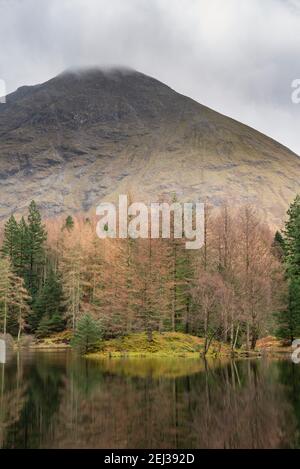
[1,215,19,267]
[165,233,194,333]
[134,238,161,341]
[62,215,74,232]
[288,278,300,340]
[26,201,47,297]
[15,217,29,279]
[2,202,48,333]
[284,195,300,277]
[31,269,65,333]
[71,314,102,353]
[272,231,285,261]
[35,313,65,338]
[276,196,300,342]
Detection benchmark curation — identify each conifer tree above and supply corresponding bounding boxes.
[15,217,29,279]
[26,200,47,297]
[71,314,102,353]
[276,196,300,342]
[62,215,74,232]
[276,278,300,342]
[272,231,285,261]
[166,229,194,332]
[1,215,19,267]
[135,238,161,341]
[284,195,300,277]
[31,268,65,333]
[2,202,48,333]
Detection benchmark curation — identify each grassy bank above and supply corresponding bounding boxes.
[28,330,72,349]
[87,331,233,358]
[27,331,292,358]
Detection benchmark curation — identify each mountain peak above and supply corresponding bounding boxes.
[0,70,299,225]
[51,66,142,87]
[57,65,138,77]
[1,66,179,133]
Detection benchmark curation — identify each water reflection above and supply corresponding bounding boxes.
[0,352,299,449]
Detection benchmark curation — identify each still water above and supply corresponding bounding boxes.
[0,351,300,449]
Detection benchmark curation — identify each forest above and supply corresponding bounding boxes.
[0,196,300,354]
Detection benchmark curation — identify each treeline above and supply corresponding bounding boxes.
[0,197,299,350]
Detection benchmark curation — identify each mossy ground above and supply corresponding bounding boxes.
[29,330,72,349]
[28,331,289,357]
[87,331,233,358]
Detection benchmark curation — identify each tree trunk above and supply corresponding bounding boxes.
[3,299,7,336]
[233,324,240,350]
[147,328,153,343]
[246,322,250,351]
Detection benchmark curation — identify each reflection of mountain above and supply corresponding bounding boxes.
[0,68,299,226]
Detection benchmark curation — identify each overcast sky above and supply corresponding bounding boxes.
[0,0,299,154]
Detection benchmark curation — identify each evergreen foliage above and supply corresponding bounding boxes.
[1,215,19,265]
[31,269,65,333]
[26,200,47,296]
[272,231,285,260]
[276,195,300,342]
[62,215,74,232]
[71,314,103,353]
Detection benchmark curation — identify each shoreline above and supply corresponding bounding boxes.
[15,332,292,358]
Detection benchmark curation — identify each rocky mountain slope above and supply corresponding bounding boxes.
[0,67,299,226]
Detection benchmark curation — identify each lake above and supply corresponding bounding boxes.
[0,351,299,449]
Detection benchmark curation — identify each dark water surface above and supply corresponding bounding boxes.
[0,351,300,449]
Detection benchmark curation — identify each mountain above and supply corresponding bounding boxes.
[0,67,299,226]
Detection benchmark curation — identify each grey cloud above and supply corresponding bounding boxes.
[0,0,299,153]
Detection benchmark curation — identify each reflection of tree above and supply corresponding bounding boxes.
[1,352,66,448]
[47,372,182,448]
[46,358,297,449]
[1,355,299,449]
[0,357,27,449]
[187,360,297,448]
[277,360,300,448]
